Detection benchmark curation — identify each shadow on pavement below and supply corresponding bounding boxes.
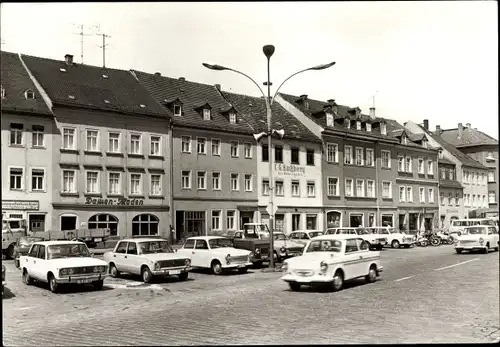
[30,280,114,294]
[2,286,16,299]
[189,268,256,276]
[109,273,196,284]
[285,277,381,293]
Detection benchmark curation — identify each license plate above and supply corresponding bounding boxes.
[170,270,181,275]
[94,238,102,242]
[77,279,93,284]
[238,264,246,268]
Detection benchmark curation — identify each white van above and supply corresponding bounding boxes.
[449,218,496,237]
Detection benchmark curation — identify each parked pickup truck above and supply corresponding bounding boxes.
[30,228,111,249]
[226,223,271,268]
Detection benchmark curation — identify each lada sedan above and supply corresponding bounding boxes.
[20,241,108,293]
[177,236,252,275]
[361,227,416,249]
[455,226,499,254]
[326,227,386,250]
[281,234,383,292]
[103,238,191,283]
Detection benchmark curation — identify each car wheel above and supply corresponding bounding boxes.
[289,282,301,291]
[109,263,120,278]
[141,266,153,283]
[48,274,59,293]
[22,269,33,285]
[211,260,223,275]
[14,257,20,269]
[237,267,248,274]
[6,245,15,260]
[377,245,384,250]
[391,240,400,249]
[332,271,344,292]
[252,261,263,269]
[455,248,463,254]
[178,272,189,281]
[273,251,281,263]
[92,280,104,290]
[482,244,489,254]
[365,265,377,283]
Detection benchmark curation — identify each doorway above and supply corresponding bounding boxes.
[239,211,253,230]
[29,214,46,232]
[176,211,184,242]
[349,214,363,227]
[292,214,301,231]
[326,211,342,228]
[60,216,77,231]
[424,217,433,231]
[184,211,205,237]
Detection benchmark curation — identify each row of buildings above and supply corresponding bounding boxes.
[2,51,498,241]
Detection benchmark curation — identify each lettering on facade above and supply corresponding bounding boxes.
[2,200,39,211]
[84,197,144,206]
[274,163,306,177]
[446,209,459,213]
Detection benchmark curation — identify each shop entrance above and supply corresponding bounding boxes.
[60,216,77,231]
[239,211,254,230]
[425,217,433,231]
[326,211,341,228]
[177,211,205,239]
[349,214,363,227]
[29,214,45,232]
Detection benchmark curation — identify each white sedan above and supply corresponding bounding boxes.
[176,236,252,275]
[455,225,499,254]
[281,234,383,292]
[326,227,387,250]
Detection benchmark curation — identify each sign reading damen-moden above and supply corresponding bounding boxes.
[85,197,144,206]
[274,163,306,177]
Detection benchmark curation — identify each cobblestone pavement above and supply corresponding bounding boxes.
[2,245,499,345]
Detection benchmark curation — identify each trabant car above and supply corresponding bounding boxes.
[361,227,416,249]
[455,226,499,254]
[20,241,108,293]
[177,236,252,275]
[288,230,324,246]
[449,218,497,239]
[326,227,386,250]
[103,238,191,283]
[281,234,383,292]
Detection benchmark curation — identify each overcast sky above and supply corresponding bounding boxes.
[1,2,498,139]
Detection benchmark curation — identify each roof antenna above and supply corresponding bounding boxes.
[72,23,100,64]
[96,31,112,68]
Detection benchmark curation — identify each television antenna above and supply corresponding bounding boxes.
[72,23,100,64]
[96,32,112,68]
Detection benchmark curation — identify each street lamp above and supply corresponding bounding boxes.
[203,46,335,269]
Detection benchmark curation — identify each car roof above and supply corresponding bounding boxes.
[186,236,227,241]
[120,238,168,243]
[244,223,265,226]
[291,230,323,233]
[311,234,360,241]
[33,240,85,246]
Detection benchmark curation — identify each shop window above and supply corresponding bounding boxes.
[132,214,159,236]
[88,214,118,236]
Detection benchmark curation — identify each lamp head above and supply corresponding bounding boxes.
[253,132,267,142]
[262,45,275,59]
[202,63,228,71]
[273,129,285,139]
[309,61,336,71]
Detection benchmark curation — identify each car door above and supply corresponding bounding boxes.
[35,245,48,281]
[125,241,141,275]
[25,244,40,279]
[343,238,363,280]
[112,241,128,272]
[192,240,210,267]
[488,227,499,246]
[177,239,195,259]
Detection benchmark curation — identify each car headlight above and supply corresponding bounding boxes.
[247,252,253,262]
[280,247,286,253]
[320,261,328,273]
[479,237,484,245]
[255,248,260,254]
[59,268,68,276]
[93,266,100,273]
[282,262,288,272]
[226,254,231,265]
[185,259,191,267]
[154,262,161,271]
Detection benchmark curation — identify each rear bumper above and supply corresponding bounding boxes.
[57,273,108,284]
[152,266,191,276]
[222,262,252,269]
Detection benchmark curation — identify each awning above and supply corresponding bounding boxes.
[237,206,258,212]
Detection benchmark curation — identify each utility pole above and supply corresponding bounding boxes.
[97,32,111,68]
[72,24,99,64]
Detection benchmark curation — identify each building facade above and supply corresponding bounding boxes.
[437,159,464,228]
[22,53,173,239]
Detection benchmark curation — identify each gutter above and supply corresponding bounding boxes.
[169,119,175,242]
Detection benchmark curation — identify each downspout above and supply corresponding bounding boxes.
[375,140,380,226]
[169,119,175,243]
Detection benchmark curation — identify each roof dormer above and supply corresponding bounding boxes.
[295,94,309,109]
[401,133,408,145]
[356,120,361,130]
[194,102,212,120]
[0,85,5,99]
[380,121,387,135]
[220,106,238,124]
[164,97,183,116]
[366,122,372,132]
[326,111,334,127]
[344,118,351,129]
[24,89,35,100]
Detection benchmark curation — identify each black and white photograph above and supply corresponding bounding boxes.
[1,1,498,345]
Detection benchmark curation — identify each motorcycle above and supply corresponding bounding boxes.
[436,231,454,245]
[415,233,429,247]
[424,231,441,246]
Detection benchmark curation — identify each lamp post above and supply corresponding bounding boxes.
[203,46,335,269]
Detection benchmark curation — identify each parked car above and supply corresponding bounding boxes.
[281,234,383,292]
[361,227,416,249]
[14,236,46,268]
[2,264,5,295]
[20,240,108,293]
[326,227,387,250]
[288,230,324,246]
[228,223,271,268]
[103,238,191,283]
[240,230,304,262]
[455,226,499,254]
[177,236,252,275]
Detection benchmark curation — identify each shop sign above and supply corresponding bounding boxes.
[274,163,306,177]
[85,197,144,206]
[446,209,459,213]
[2,200,39,211]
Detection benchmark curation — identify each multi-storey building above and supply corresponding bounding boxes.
[21,53,172,239]
[438,122,498,217]
[405,120,489,224]
[132,72,258,240]
[220,91,323,234]
[1,51,55,232]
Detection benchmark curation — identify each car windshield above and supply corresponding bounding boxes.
[138,241,173,254]
[308,231,323,238]
[243,225,261,239]
[19,237,44,247]
[464,227,486,235]
[208,238,233,248]
[305,239,343,253]
[356,229,371,235]
[274,234,287,240]
[47,244,91,259]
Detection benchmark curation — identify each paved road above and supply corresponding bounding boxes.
[3,245,499,345]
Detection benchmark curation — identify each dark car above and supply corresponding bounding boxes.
[14,236,45,268]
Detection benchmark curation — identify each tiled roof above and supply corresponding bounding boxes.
[387,121,439,150]
[20,54,167,118]
[439,180,463,189]
[220,91,322,143]
[0,51,52,115]
[439,127,498,147]
[132,70,255,135]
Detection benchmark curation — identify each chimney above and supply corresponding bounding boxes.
[64,54,73,65]
[369,107,375,119]
[178,77,185,81]
[214,84,221,91]
[458,123,463,138]
[466,122,471,128]
[154,72,161,76]
[435,125,441,135]
[423,119,429,130]
[327,99,335,104]
[300,94,308,101]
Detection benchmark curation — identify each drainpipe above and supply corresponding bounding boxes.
[169,119,175,243]
[375,141,381,226]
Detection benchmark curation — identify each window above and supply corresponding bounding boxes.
[345,239,359,253]
[307,182,315,197]
[174,104,182,116]
[440,193,445,205]
[441,168,446,180]
[32,126,44,147]
[230,141,239,157]
[25,89,35,99]
[367,180,375,197]
[86,130,99,151]
[130,174,142,195]
[406,187,413,202]
[448,193,453,206]
[229,112,237,124]
[181,136,191,153]
[244,143,252,158]
[132,214,159,236]
[9,168,23,190]
[398,156,405,172]
[62,170,76,193]
[488,171,495,182]
[448,168,455,181]
[211,139,220,156]
[30,169,45,191]
[366,149,374,167]
[355,147,364,166]
[203,109,211,120]
[150,174,161,195]
[419,187,425,203]
[326,113,334,126]
[291,180,300,197]
[262,145,269,162]
[326,143,338,163]
[197,171,207,190]
[231,173,239,191]
[227,210,236,230]
[88,214,118,236]
[428,188,435,203]
[345,119,351,129]
[455,193,460,206]
[197,137,207,154]
[181,170,191,189]
[274,146,283,163]
[418,158,424,174]
[345,178,353,197]
[482,195,486,207]
[211,210,221,230]
[10,123,23,145]
[399,186,406,202]
[381,150,391,168]
[306,149,315,165]
[244,174,253,192]
[380,123,387,135]
[85,171,99,193]
[382,181,392,199]
[262,179,270,195]
[108,132,120,153]
[405,157,412,173]
[366,123,372,132]
[108,172,121,194]
[0,85,5,98]
[356,180,364,197]
[275,180,284,196]
[212,172,221,190]
[183,239,195,249]
[481,173,485,185]
[306,214,317,230]
[344,146,353,165]
[150,136,161,155]
[130,134,141,154]
[427,160,433,175]
[327,177,339,196]
[291,147,300,164]
[488,191,495,203]
[356,121,361,130]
